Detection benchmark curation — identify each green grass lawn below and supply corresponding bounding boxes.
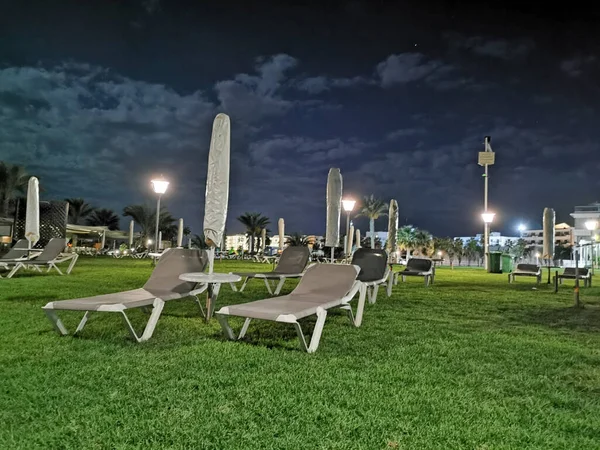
[1,257,600,449]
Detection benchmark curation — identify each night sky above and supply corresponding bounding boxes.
[2,0,600,237]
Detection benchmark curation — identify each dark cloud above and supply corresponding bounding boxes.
[560,55,597,77]
[376,53,447,87]
[445,33,536,60]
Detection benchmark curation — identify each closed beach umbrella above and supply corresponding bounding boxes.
[177,218,184,248]
[203,113,231,273]
[325,168,343,261]
[129,220,134,247]
[100,229,106,249]
[278,218,285,252]
[386,199,398,261]
[25,177,40,249]
[543,208,555,261]
[356,229,361,249]
[158,231,162,250]
[261,227,267,253]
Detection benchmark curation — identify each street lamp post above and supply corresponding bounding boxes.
[585,220,598,275]
[478,136,495,270]
[482,212,495,269]
[151,177,169,253]
[342,199,356,256]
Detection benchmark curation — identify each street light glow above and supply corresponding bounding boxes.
[517,223,526,232]
[481,212,495,224]
[151,177,169,194]
[585,220,598,231]
[342,199,356,212]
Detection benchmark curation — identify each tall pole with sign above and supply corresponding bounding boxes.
[479,136,495,270]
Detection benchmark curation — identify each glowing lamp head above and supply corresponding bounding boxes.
[151,177,169,194]
[481,212,495,224]
[518,224,526,232]
[535,252,540,258]
[585,220,598,231]
[342,199,356,212]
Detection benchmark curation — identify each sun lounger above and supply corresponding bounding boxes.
[1,238,78,279]
[1,239,30,261]
[42,248,208,342]
[351,248,390,307]
[230,246,310,295]
[554,267,591,288]
[508,263,541,284]
[395,258,434,286]
[216,263,365,353]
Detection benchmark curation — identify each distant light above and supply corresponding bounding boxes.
[585,220,598,231]
[147,239,153,245]
[535,252,540,258]
[151,177,169,194]
[342,199,356,212]
[482,212,495,224]
[518,224,526,232]
[437,250,442,256]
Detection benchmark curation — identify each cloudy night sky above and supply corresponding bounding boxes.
[1,0,599,237]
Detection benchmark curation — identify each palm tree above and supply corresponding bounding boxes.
[414,229,433,256]
[465,238,479,266]
[65,198,95,225]
[237,212,270,254]
[358,195,388,249]
[453,238,464,266]
[191,233,209,249]
[0,162,30,216]
[286,232,309,247]
[397,225,416,259]
[86,209,121,230]
[123,204,176,246]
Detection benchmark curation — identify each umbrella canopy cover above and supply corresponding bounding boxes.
[347,224,355,253]
[25,177,40,248]
[203,113,231,248]
[177,218,184,247]
[386,199,398,260]
[278,218,285,251]
[261,227,267,253]
[325,168,343,248]
[355,229,361,249]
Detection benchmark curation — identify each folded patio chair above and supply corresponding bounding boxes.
[2,238,78,279]
[350,248,390,309]
[508,263,541,284]
[42,248,208,342]
[216,263,365,353]
[230,246,311,295]
[394,258,434,286]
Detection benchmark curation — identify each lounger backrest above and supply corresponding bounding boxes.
[273,246,310,274]
[563,267,589,276]
[32,238,67,263]
[144,248,208,295]
[406,258,432,272]
[291,264,358,299]
[351,248,388,282]
[2,239,29,260]
[516,263,539,273]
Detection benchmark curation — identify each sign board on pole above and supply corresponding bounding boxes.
[478,152,495,166]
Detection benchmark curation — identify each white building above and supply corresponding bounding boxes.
[365,231,388,248]
[225,234,248,251]
[570,203,600,243]
[521,223,574,249]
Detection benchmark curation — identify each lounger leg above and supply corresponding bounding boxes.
[120,298,165,342]
[6,262,24,279]
[216,314,237,340]
[293,307,327,353]
[368,284,379,304]
[239,318,252,339]
[50,263,64,275]
[354,284,367,327]
[273,277,286,295]
[229,282,238,292]
[66,255,78,274]
[75,311,91,334]
[424,275,429,287]
[43,309,69,335]
[402,275,406,283]
[387,275,394,297]
[239,277,251,293]
[263,278,274,295]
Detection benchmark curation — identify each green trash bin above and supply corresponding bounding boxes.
[488,251,502,273]
[501,254,513,274]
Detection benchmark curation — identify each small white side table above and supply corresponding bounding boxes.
[179,272,241,321]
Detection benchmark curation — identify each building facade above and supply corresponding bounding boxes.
[521,223,574,249]
[455,232,520,249]
[570,203,600,243]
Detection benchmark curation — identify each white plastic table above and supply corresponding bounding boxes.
[179,272,241,321]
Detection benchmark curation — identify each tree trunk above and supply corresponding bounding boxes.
[369,219,375,249]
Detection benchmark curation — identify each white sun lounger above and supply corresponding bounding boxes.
[231,246,311,295]
[1,238,78,279]
[216,263,365,353]
[42,248,208,342]
[350,248,390,309]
